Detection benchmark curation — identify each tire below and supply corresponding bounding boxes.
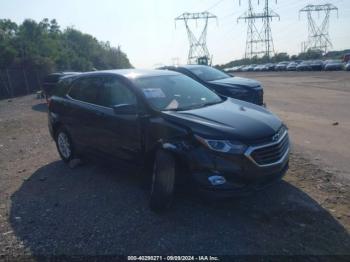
[149,150,176,212]
[55,127,75,163]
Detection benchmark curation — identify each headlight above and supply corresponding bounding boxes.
[194,135,247,154]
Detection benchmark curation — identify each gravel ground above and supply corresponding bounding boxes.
[0,93,349,258]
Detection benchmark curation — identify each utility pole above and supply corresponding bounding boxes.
[175,12,217,65]
[238,0,279,59]
[299,4,338,54]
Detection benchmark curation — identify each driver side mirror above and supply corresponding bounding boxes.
[112,104,137,115]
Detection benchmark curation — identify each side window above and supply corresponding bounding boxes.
[69,77,100,104]
[99,77,137,107]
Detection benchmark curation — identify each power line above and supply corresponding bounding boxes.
[205,0,226,11]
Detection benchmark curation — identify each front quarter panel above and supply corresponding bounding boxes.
[143,116,190,154]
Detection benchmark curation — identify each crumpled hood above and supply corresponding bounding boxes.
[208,77,261,89]
[162,98,282,142]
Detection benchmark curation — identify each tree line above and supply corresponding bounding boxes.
[0,18,133,74]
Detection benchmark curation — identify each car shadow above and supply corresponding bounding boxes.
[31,103,48,113]
[10,160,350,256]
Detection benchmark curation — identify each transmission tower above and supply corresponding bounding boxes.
[175,12,217,65]
[238,0,264,58]
[299,4,338,54]
[238,0,279,59]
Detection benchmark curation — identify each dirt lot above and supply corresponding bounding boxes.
[0,72,350,257]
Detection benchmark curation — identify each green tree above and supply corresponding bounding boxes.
[0,18,132,71]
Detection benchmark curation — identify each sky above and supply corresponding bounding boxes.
[1,0,349,68]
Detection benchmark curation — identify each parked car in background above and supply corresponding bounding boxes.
[286,62,298,71]
[296,61,312,71]
[310,60,324,71]
[275,62,289,71]
[43,72,80,102]
[235,65,245,72]
[241,65,250,72]
[253,65,264,72]
[224,67,235,74]
[343,53,350,63]
[160,65,264,106]
[264,63,276,71]
[324,60,344,71]
[256,64,266,72]
[345,62,350,71]
[246,64,257,72]
[49,69,290,210]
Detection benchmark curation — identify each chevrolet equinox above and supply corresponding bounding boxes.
[48,69,290,211]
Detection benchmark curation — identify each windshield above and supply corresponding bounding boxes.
[133,74,223,111]
[187,66,231,82]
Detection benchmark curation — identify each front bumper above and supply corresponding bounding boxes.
[192,160,289,198]
[183,131,290,198]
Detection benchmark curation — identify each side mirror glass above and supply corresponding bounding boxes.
[112,104,137,115]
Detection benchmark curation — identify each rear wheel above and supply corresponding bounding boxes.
[149,150,176,211]
[55,127,75,163]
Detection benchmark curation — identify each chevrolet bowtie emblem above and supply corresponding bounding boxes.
[272,133,280,141]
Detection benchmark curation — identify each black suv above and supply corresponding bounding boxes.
[48,69,290,210]
[160,65,264,106]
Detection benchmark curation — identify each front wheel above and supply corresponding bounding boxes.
[55,127,75,163]
[149,150,176,211]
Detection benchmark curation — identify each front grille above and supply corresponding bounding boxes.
[249,132,289,166]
